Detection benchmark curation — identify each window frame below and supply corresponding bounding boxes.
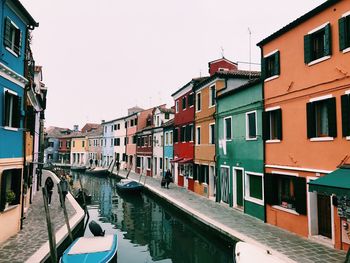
[196,126,201,145]
[196,92,201,112]
[3,89,21,130]
[246,110,258,140]
[244,172,264,206]
[224,117,232,141]
[339,12,350,53]
[3,17,21,57]
[175,100,179,113]
[263,50,280,82]
[209,123,215,145]
[209,85,216,108]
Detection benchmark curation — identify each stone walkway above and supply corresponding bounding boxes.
[0,170,76,263]
[116,169,347,263]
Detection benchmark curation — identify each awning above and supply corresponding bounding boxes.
[178,158,193,164]
[308,167,350,196]
[170,157,183,163]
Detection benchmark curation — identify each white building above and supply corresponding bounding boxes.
[112,117,127,169]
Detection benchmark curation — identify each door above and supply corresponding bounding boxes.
[220,167,230,204]
[317,194,332,238]
[209,166,215,198]
[236,169,244,207]
[154,157,157,176]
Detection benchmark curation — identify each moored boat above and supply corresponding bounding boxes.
[71,165,87,172]
[115,179,143,193]
[85,167,109,176]
[235,241,284,263]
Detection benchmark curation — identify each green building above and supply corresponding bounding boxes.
[216,78,265,221]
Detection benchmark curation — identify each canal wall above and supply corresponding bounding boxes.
[25,170,85,263]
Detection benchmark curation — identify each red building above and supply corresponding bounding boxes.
[171,78,207,190]
[208,57,237,76]
[58,133,72,164]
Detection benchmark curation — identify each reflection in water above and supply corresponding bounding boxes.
[72,172,234,263]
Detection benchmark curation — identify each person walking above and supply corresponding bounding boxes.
[58,175,69,207]
[165,169,172,189]
[44,176,54,206]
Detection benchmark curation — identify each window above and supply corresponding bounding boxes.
[263,51,280,79]
[196,165,208,184]
[124,137,127,145]
[174,128,179,143]
[265,174,307,215]
[339,14,350,51]
[246,111,257,140]
[59,141,62,148]
[110,138,113,146]
[147,157,151,170]
[182,96,187,110]
[224,117,232,141]
[181,126,186,142]
[82,141,85,147]
[133,136,137,144]
[114,138,121,146]
[0,169,22,211]
[113,124,117,130]
[125,121,127,129]
[149,135,152,146]
[196,127,201,145]
[117,124,120,130]
[188,93,194,107]
[341,94,350,137]
[307,97,337,139]
[209,123,215,144]
[175,100,179,113]
[160,135,163,147]
[188,125,194,142]
[135,118,138,125]
[3,18,21,56]
[136,157,141,168]
[157,116,160,126]
[111,126,113,132]
[66,141,70,149]
[3,90,21,128]
[131,119,134,126]
[165,132,169,146]
[209,85,216,107]
[160,157,163,169]
[263,109,282,141]
[73,141,75,147]
[304,23,331,64]
[169,131,173,145]
[165,113,169,119]
[245,173,263,203]
[196,93,201,112]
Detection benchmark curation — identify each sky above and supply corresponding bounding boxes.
[21,0,325,130]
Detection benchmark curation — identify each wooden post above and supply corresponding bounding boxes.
[42,187,57,263]
[78,176,88,215]
[58,183,73,242]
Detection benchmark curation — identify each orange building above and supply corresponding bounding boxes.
[258,0,350,250]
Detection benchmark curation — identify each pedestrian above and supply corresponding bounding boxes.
[161,174,166,188]
[95,159,98,167]
[89,158,93,168]
[58,175,69,208]
[165,169,172,189]
[44,176,54,206]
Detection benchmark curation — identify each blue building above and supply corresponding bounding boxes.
[162,119,174,177]
[0,0,38,243]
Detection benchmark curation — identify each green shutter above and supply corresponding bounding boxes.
[15,28,21,55]
[339,17,346,51]
[324,23,332,56]
[327,97,337,138]
[262,111,270,140]
[264,173,278,205]
[3,17,11,48]
[261,57,266,79]
[276,108,282,140]
[294,177,307,215]
[341,95,350,137]
[13,95,21,128]
[274,51,280,76]
[304,34,311,64]
[306,102,316,138]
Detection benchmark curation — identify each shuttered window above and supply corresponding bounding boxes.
[306,97,337,139]
[262,109,282,141]
[196,127,201,145]
[224,117,232,140]
[188,93,194,107]
[247,173,263,200]
[209,123,215,144]
[304,23,331,64]
[182,96,187,110]
[174,128,179,143]
[339,15,350,51]
[210,85,216,106]
[341,94,350,137]
[246,111,257,139]
[196,93,201,111]
[0,169,22,211]
[3,90,21,128]
[3,17,22,56]
[181,126,186,142]
[263,51,280,79]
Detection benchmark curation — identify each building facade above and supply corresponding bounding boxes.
[87,125,102,166]
[125,112,139,172]
[163,119,174,177]
[217,78,264,221]
[70,133,88,166]
[102,120,115,167]
[257,0,350,249]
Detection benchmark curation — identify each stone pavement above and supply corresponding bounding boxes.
[0,170,76,263]
[116,169,347,263]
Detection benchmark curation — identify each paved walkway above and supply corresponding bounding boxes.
[0,170,79,263]
[116,169,347,263]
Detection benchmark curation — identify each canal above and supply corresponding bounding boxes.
[72,172,235,263]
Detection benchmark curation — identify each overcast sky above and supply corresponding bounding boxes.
[21,0,325,129]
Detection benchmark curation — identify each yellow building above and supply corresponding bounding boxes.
[70,133,88,166]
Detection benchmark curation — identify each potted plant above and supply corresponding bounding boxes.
[6,190,16,208]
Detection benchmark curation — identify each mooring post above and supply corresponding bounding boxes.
[42,187,57,263]
[58,183,73,242]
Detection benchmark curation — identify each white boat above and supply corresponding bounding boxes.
[235,241,285,263]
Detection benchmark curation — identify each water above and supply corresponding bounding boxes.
[72,172,235,263]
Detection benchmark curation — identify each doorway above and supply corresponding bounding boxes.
[233,168,244,209]
[317,194,332,238]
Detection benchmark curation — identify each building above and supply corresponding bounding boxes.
[171,78,207,190]
[112,117,127,169]
[70,132,88,166]
[193,58,238,198]
[102,120,115,167]
[44,127,71,163]
[0,0,38,243]
[86,125,103,166]
[125,111,140,172]
[257,0,350,249]
[152,106,174,178]
[216,78,264,221]
[163,119,174,177]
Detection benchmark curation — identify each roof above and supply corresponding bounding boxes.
[81,123,100,133]
[171,77,209,97]
[218,78,262,99]
[157,106,174,114]
[12,0,39,27]
[208,57,237,65]
[162,119,174,128]
[195,70,261,91]
[86,126,103,137]
[257,0,340,47]
[102,115,127,125]
[45,126,71,138]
